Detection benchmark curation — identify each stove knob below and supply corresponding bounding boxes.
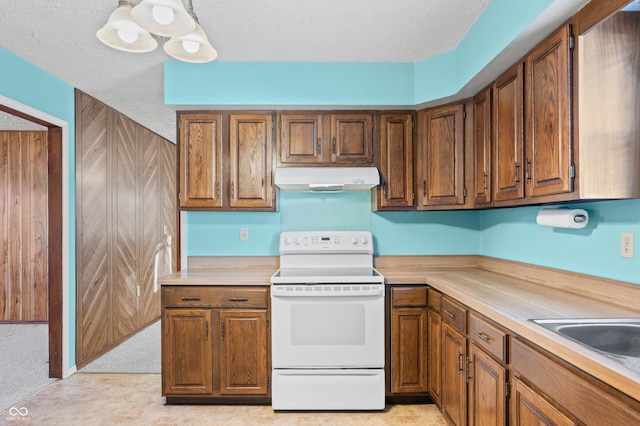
[360,236,369,245]
[294,238,302,245]
[352,237,359,245]
[284,237,292,245]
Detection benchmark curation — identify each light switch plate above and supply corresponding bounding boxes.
[240,227,249,242]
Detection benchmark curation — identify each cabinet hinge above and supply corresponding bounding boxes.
[221,322,225,341]
[463,106,467,120]
[569,34,575,50]
[266,318,270,327]
[463,187,467,198]
[506,380,510,399]
[412,118,415,129]
[569,164,575,179]
[272,121,275,129]
[267,375,270,389]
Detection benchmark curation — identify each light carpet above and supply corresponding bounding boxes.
[80,320,161,374]
[0,324,57,415]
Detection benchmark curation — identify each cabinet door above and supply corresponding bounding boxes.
[442,322,467,426]
[473,87,492,205]
[526,25,573,198]
[179,114,223,208]
[229,114,274,209]
[329,113,374,164]
[279,113,323,164]
[377,113,414,209]
[219,309,269,395]
[427,308,442,406]
[163,309,213,396]
[511,376,577,426]
[493,62,524,202]
[419,103,465,208]
[468,343,507,426]
[391,306,427,393]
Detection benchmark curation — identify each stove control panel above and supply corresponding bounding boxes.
[280,231,373,254]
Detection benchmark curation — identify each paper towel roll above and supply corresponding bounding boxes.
[536,208,589,229]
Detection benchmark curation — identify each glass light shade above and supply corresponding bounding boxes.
[97,2,157,53]
[163,23,217,63]
[132,0,196,37]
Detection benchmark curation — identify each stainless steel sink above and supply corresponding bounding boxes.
[531,318,640,374]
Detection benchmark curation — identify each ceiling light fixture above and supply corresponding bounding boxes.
[97,0,216,63]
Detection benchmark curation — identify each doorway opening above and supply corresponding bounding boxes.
[0,103,64,379]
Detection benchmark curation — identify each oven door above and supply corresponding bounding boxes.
[271,283,384,368]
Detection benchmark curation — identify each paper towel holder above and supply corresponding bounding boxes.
[536,208,589,229]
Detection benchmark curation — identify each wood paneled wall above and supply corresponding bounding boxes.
[75,91,176,365]
[0,131,49,322]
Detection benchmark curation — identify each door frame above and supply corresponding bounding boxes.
[0,96,70,379]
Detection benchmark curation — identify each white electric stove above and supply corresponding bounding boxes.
[270,230,385,411]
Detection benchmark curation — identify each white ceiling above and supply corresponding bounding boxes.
[0,0,591,141]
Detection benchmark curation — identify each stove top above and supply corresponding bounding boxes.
[271,267,384,284]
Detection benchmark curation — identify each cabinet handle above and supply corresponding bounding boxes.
[231,182,235,198]
[466,357,471,383]
[514,163,520,184]
[482,173,487,192]
[317,137,322,155]
[444,310,455,319]
[205,321,209,341]
[228,297,249,302]
[332,137,337,154]
[216,181,221,198]
[476,332,491,343]
[526,159,532,182]
[181,297,201,301]
[423,180,427,196]
[457,352,463,373]
[221,322,225,341]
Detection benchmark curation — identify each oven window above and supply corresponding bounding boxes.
[291,303,365,345]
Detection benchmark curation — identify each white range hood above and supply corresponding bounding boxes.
[274,167,380,191]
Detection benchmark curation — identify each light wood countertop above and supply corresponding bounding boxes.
[377,256,640,403]
[160,255,640,401]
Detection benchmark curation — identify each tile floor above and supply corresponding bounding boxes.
[1,373,448,425]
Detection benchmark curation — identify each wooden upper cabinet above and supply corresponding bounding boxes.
[179,114,223,208]
[525,24,573,198]
[418,103,466,208]
[329,113,374,164]
[376,113,414,209]
[492,62,525,203]
[229,114,274,209]
[473,87,492,205]
[279,113,323,164]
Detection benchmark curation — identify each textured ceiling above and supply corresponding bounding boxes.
[0,0,587,142]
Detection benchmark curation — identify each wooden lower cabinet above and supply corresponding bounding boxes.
[442,321,467,426]
[219,310,269,395]
[388,286,428,395]
[162,286,270,402]
[511,376,577,426]
[163,309,213,395]
[427,306,442,405]
[468,343,507,426]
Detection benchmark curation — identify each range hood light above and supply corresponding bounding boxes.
[274,167,380,191]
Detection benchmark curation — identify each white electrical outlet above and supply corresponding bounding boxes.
[240,227,249,242]
[621,232,634,258]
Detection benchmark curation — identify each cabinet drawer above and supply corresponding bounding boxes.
[427,288,442,312]
[468,312,508,363]
[441,296,466,333]
[391,287,427,307]
[163,286,269,308]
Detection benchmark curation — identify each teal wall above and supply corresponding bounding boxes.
[479,199,640,285]
[165,0,554,107]
[185,192,480,257]
[0,46,77,368]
